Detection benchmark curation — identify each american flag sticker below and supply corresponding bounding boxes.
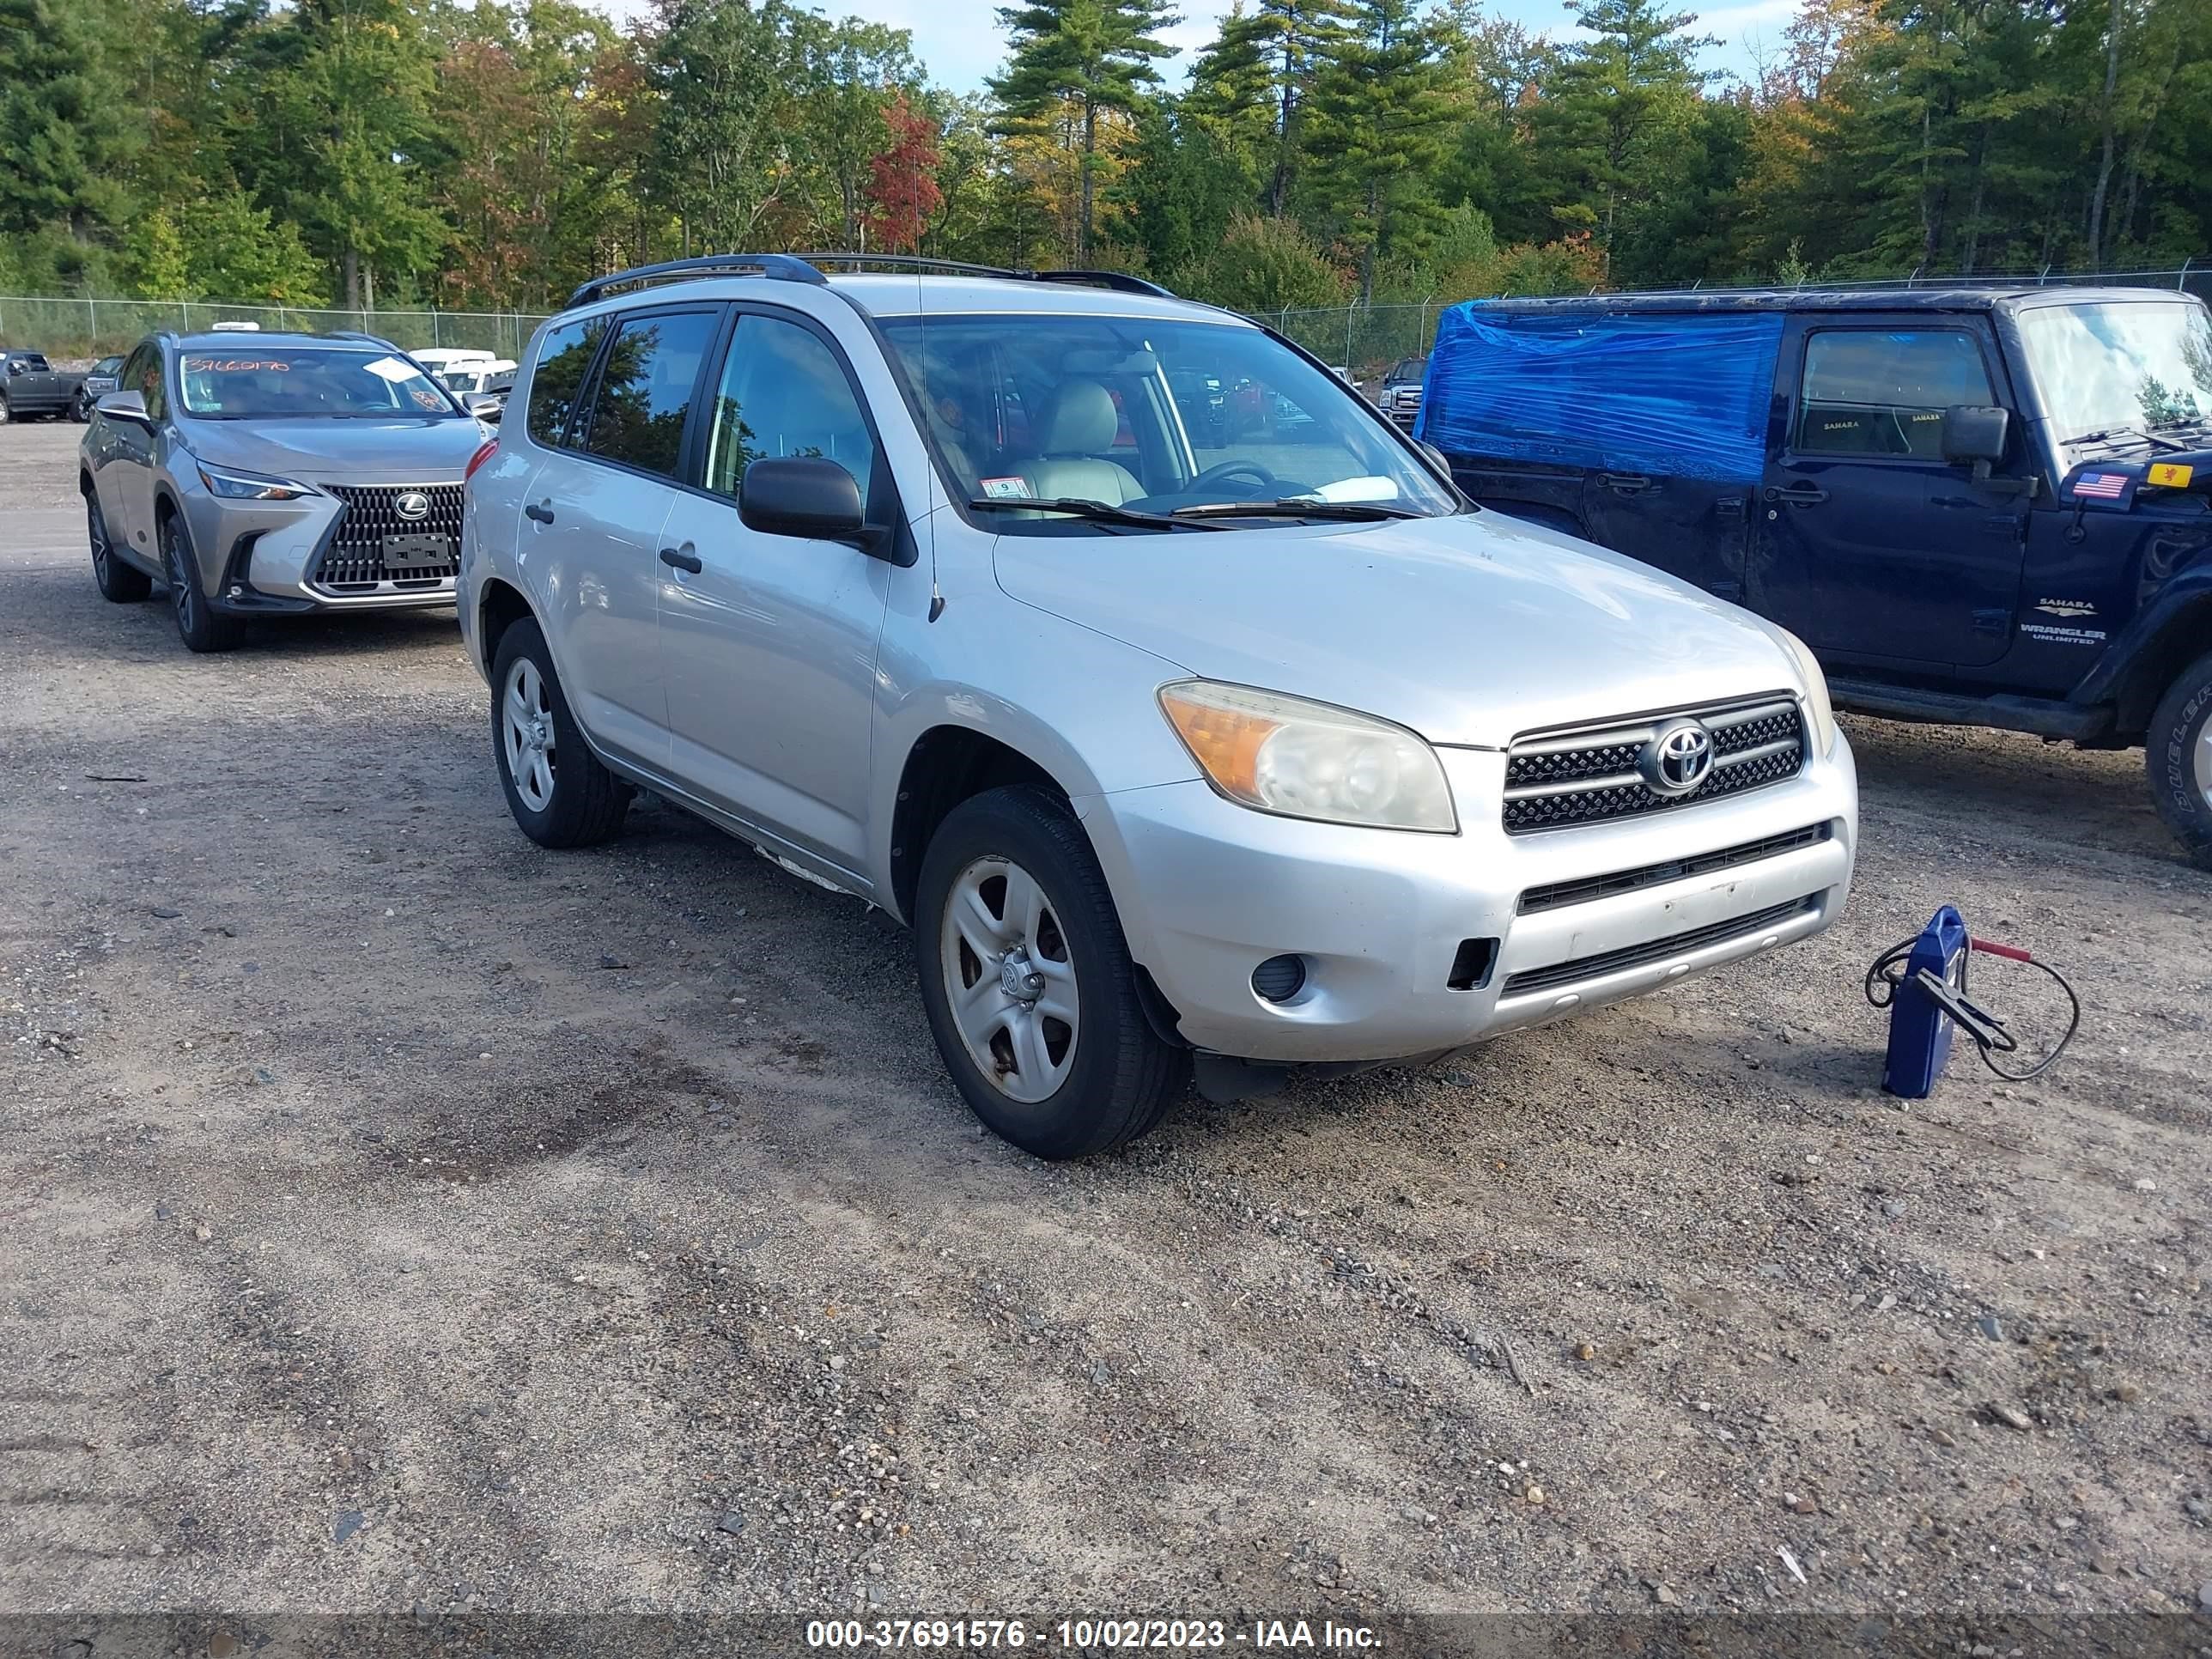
[2071,471,2130,500]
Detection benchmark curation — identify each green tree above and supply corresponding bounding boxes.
[0,0,134,240]
[1529,0,1716,277]
[1207,0,1357,221]
[645,0,810,253]
[1178,210,1349,310]
[1304,0,1455,300]
[990,0,1180,261]
[125,204,191,298]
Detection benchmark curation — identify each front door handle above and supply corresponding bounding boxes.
[1764,483,1829,507]
[659,545,702,574]
[524,500,555,525]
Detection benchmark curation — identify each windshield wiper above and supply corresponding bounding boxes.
[1170,497,1426,522]
[2061,423,2188,453]
[967,497,1224,531]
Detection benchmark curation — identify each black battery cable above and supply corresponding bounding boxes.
[1863,933,2081,1082]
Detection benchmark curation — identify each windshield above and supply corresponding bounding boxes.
[177,348,463,420]
[874,313,1458,532]
[2017,300,2212,442]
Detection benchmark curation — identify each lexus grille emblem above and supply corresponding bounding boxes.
[394,490,432,522]
[1640,719,1715,796]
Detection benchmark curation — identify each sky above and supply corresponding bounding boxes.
[582,0,1803,95]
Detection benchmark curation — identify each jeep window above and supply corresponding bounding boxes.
[703,314,878,507]
[2018,300,2212,444]
[874,313,1456,532]
[176,349,465,420]
[575,309,719,479]
[526,317,606,447]
[1796,331,1994,458]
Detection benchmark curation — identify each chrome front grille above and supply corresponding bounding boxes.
[1503,696,1807,834]
[311,483,464,590]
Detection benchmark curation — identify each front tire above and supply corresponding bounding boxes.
[914,787,1188,1159]
[489,618,630,848]
[88,491,150,602]
[2148,649,2212,870]
[160,511,242,652]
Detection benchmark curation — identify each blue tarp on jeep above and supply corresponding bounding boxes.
[1417,304,1786,484]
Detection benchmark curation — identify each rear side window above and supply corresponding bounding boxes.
[1796,331,1994,458]
[526,318,607,447]
[577,309,719,478]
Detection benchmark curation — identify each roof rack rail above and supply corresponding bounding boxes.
[326,330,400,347]
[793,252,1176,297]
[568,253,828,308]
[566,251,1182,309]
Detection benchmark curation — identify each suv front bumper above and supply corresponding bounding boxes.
[179,479,462,615]
[1078,732,1856,1064]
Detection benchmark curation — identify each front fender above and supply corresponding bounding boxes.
[2072,556,2212,726]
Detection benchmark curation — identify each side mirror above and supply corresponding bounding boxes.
[1942,404,2009,466]
[739,457,876,550]
[96,391,150,425]
[6,361,22,377]
[463,393,502,423]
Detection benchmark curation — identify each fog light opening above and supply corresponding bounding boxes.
[1250,954,1307,1004]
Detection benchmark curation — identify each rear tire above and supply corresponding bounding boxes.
[914,786,1188,1159]
[489,617,630,848]
[2147,650,2212,870]
[88,490,149,602]
[0,393,10,425]
[161,510,242,652]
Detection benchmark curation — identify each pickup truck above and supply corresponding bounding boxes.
[0,349,84,422]
[1419,285,2212,866]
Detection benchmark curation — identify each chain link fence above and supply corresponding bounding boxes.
[1277,264,2211,385]
[0,295,554,362]
[7,261,2205,375]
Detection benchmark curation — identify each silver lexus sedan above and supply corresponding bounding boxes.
[77,330,495,651]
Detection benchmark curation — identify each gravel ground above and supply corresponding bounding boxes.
[3,418,2209,1631]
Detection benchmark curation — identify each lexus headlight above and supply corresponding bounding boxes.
[195,460,313,501]
[1158,681,1457,832]
[1771,625,1837,756]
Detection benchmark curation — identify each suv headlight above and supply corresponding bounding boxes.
[194,460,314,501]
[1770,625,1837,755]
[1158,680,1457,832]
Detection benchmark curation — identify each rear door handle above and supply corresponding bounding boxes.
[524,501,555,525]
[1764,483,1828,507]
[659,545,702,574]
[1595,471,1655,495]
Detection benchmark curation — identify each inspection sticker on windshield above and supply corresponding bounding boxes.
[2147,462,2195,489]
[362,356,420,383]
[979,477,1032,499]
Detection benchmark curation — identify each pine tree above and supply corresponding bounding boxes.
[1305,0,1455,300]
[1208,0,1358,221]
[989,0,1180,262]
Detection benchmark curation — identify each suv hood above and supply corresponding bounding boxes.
[993,511,1803,750]
[183,416,486,484]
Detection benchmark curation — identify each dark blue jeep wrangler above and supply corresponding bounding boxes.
[1419,285,2212,867]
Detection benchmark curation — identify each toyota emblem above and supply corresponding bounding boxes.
[1639,719,1715,795]
[394,490,432,522]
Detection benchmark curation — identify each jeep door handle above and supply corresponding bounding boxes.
[524,501,555,525]
[1764,483,1829,507]
[1595,471,1654,495]
[659,545,702,574]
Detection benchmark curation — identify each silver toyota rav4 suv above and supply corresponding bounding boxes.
[460,254,1858,1159]
[78,330,493,651]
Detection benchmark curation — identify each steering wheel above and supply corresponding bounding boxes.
[1186,459,1276,495]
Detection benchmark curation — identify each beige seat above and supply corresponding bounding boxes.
[1015,380,1144,503]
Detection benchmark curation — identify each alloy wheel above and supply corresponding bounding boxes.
[88,497,111,584]
[164,521,194,631]
[2196,709,2212,814]
[939,854,1079,1103]
[502,656,557,813]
